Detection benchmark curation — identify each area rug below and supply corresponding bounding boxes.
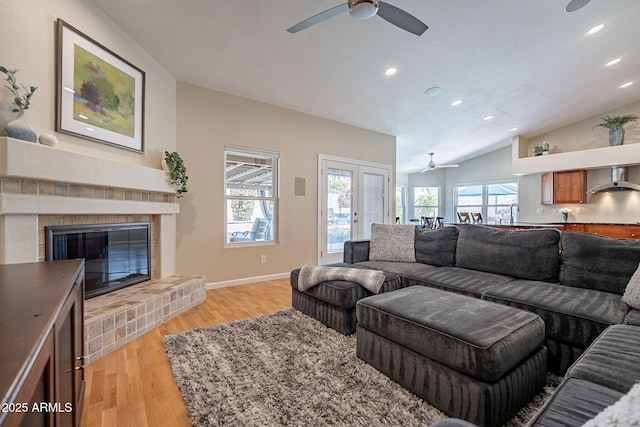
[163,309,560,426]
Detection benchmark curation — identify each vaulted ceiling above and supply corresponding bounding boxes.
[91,0,640,173]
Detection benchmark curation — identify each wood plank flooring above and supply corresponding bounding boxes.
[81,278,292,427]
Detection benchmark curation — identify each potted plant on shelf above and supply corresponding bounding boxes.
[533,145,548,156]
[162,151,189,197]
[1,65,38,142]
[593,114,639,146]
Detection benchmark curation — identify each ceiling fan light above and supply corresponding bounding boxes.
[349,0,379,20]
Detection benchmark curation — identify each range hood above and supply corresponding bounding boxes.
[587,166,640,194]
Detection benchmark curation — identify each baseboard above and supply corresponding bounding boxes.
[206,272,290,289]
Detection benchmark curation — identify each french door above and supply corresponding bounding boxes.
[319,156,391,264]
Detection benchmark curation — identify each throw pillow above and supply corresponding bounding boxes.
[582,382,640,427]
[369,223,416,263]
[622,262,640,310]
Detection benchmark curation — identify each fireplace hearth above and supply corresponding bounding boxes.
[46,222,151,298]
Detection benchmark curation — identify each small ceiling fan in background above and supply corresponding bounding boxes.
[287,0,428,36]
[420,153,459,173]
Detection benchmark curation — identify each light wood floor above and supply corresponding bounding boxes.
[81,278,292,427]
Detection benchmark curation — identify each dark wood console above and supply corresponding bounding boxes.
[0,260,85,427]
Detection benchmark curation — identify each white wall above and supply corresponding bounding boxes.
[175,82,396,283]
[1,0,177,166]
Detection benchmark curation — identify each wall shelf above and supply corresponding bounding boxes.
[511,136,640,176]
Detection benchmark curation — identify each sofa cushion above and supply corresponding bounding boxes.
[567,324,640,394]
[455,225,561,281]
[290,268,403,308]
[414,226,459,266]
[526,378,623,427]
[482,280,627,347]
[356,286,545,383]
[353,260,437,278]
[404,266,514,298]
[560,231,640,294]
[369,223,415,262]
[622,262,640,309]
[624,309,640,326]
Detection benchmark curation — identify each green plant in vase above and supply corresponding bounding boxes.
[163,151,189,197]
[593,114,639,146]
[1,66,38,142]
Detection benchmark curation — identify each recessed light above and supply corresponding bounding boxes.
[619,81,634,89]
[451,99,463,106]
[586,24,604,35]
[606,58,621,67]
[509,127,519,132]
[384,67,398,76]
[483,115,494,121]
[424,86,441,97]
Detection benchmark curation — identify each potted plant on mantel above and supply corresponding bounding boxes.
[1,65,38,143]
[162,151,189,198]
[593,114,639,146]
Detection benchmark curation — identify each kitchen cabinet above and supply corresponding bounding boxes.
[0,260,85,427]
[564,223,585,232]
[541,170,587,204]
[584,224,640,240]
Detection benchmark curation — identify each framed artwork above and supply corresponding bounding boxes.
[56,19,145,152]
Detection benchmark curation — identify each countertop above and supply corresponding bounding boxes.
[447,222,640,227]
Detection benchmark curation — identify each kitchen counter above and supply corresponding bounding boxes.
[448,222,640,227]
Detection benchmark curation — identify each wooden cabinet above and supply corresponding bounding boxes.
[0,260,85,427]
[541,170,587,204]
[564,223,585,232]
[584,224,640,240]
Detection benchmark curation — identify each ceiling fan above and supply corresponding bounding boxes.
[420,153,459,173]
[287,0,428,36]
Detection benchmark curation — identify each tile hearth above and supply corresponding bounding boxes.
[84,275,206,364]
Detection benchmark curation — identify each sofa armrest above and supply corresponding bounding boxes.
[343,240,370,264]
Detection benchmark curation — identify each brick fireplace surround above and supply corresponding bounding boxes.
[0,137,206,363]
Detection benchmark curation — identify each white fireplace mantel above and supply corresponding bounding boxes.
[0,137,179,275]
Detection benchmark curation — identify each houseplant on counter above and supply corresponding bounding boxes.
[162,151,189,198]
[593,114,639,146]
[1,66,38,142]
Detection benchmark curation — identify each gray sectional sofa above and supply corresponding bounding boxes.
[290,224,640,426]
[342,225,639,374]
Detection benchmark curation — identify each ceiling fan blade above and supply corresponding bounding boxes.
[377,2,428,36]
[434,164,459,169]
[287,3,350,33]
[565,0,590,12]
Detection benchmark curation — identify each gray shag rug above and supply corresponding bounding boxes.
[163,309,560,426]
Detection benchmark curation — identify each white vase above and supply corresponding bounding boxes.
[5,110,37,142]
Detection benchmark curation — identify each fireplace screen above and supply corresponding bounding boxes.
[46,222,150,299]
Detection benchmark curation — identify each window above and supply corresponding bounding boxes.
[225,146,279,245]
[395,185,406,223]
[413,186,439,219]
[454,180,518,223]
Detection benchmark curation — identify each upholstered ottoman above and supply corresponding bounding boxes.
[290,266,405,335]
[356,286,547,427]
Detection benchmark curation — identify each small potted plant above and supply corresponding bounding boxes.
[593,114,639,146]
[559,207,572,222]
[163,151,189,197]
[533,145,546,156]
[1,65,38,142]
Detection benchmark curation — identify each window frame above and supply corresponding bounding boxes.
[224,145,279,247]
[453,179,519,224]
[412,186,440,219]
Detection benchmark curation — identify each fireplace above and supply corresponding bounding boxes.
[46,222,151,299]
